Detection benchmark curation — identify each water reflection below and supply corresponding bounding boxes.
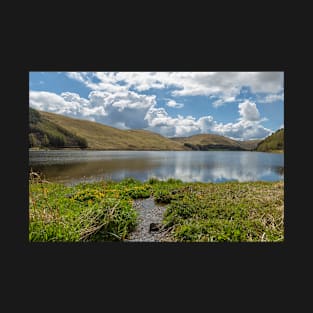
[29,150,284,184]
[142,151,284,182]
[30,157,161,184]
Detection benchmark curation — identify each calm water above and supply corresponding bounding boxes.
[29,150,284,185]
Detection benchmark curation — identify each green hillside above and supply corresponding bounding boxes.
[29,108,267,151]
[256,128,284,152]
[29,108,88,148]
[172,134,261,151]
[30,108,185,150]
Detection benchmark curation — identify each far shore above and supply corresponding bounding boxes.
[29,147,283,153]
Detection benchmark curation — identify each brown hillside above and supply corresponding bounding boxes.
[40,110,185,150]
[172,134,260,150]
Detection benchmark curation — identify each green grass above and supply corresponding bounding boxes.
[29,175,284,242]
[29,178,145,242]
[256,128,284,152]
[161,181,284,242]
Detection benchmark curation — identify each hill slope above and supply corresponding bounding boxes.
[29,108,265,151]
[256,128,284,152]
[30,109,185,150]
[172,134,261,151]
[29,108,88,148]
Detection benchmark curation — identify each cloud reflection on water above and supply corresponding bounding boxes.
[29,150,284,184]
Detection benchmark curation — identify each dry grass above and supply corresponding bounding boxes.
[161,181,284,242]
[40,110,186,150]
[172,134,261,150]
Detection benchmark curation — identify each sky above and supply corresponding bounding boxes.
[29,72,284,140]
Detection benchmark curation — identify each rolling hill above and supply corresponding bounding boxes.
[29,108,185,150]
[171,134,261,151]
[29,108,88,148]
[29,108,265,151]
[256,128,284,152]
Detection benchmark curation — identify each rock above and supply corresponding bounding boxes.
[149,223,161,232]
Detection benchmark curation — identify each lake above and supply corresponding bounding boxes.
[29,150,284,185]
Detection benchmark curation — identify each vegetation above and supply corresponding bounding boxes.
[29,175,144,242]
[172,134,261,151]
[183,142,245,151]
[35,108,185,150]
[256,128,284,152]
[29,108,263,151]
[29,108,88,149]
[29,174,284,242]
[161,181,284,242]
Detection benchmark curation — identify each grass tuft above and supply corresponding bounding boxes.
[29,173,284,242]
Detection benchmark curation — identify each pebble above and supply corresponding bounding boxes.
[126,197,172,242]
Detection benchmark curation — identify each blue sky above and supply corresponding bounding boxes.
[29,72,284,140]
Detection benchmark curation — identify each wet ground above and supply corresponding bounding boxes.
[126,197,172,242]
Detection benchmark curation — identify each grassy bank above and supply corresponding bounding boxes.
[267,150,284,154]
[29,176,284,242]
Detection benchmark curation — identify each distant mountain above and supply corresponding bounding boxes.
[171,134,261,151]
[255,128,284,152]
[29,108,185,150]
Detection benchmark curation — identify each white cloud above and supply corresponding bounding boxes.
[207,101,271,140]
[144,99,271,140]
[29,91,81,115]
[30,90,271,140]
[213,120,272,140]
[87,90,156,128]
[66,72,284,106]
[238,100,260,121]
[31,72,281,141]
[145,107,201,137]
[166,99,184,108]
[61,92,89,108]
[146,102,272,140]
[29,90,156,129]
[67,72,129,93]
[212,96,236,108]
[259,93,284,103]
[29,91,96,117]
[169,72,283,99]
[66,72,86,82]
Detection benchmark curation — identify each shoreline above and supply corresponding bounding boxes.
[29,148,283,153]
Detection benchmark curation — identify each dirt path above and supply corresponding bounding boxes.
[126,197,171,242]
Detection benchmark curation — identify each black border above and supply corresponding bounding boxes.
[6,14,301,305]
[23,72,289,250]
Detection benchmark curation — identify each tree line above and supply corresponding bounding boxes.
[29,108,88,148]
